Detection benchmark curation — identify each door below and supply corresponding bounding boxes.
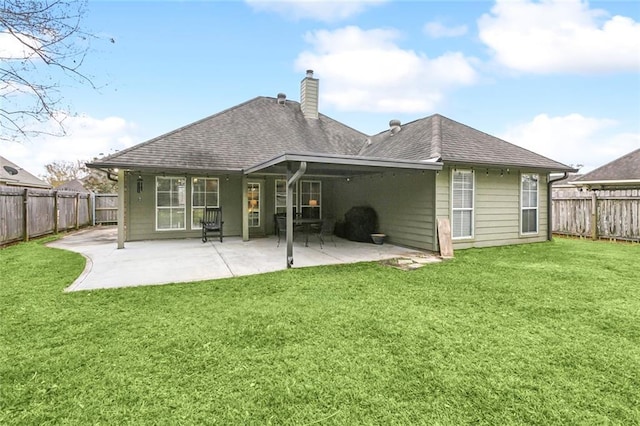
[247,181,265,236]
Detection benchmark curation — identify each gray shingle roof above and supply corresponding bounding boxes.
[574,148,640,183]
[0,156,51,189]
[90,96,368,172]
[363,114,574,171]
[89,100,573,173]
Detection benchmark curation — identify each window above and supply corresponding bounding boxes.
[277,179,322,217]
[275,179,295,214]
[451,170,474,238]
[521,174,539,234]
[300,180,321,219]
[191,178,219,229]
[156,177,186,230]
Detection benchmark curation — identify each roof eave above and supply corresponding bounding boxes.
[442,159,577,173]
[87,162,244,175]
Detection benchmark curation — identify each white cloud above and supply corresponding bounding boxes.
[423,21,468,38]
[2,113,138,178]
[478,0,640,74]
[245,0,387,22]
[295,26,477,113]
[500,113,640,172]
[0,30,42,60]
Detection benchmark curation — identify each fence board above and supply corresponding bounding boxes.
[552,188,640,241]
[95,194,118,224]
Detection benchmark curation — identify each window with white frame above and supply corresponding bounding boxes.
[191,177,219,229]
[451,170,474,238]
[156,177,186,230]
[275,179,294,214]
[300,180,321,219]
[521,173,539,234]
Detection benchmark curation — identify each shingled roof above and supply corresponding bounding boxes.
[89,96,574,174]
[0,156,51,189]
[574,148,640,186]
[363,114,573,172]
[90,96,368,173]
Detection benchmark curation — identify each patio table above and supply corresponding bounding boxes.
[294,218,323,247]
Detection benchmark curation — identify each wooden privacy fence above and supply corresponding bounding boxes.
[1,186,93,245]
[95,194,118,225]
[552,189,640,242]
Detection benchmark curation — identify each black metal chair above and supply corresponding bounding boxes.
[201,207,223,243]
[276,215,304,247]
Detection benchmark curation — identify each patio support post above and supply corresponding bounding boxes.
[242,174,249,241]
[286,161,307,268]
[117,169,125,249]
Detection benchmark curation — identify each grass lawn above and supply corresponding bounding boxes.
[1,237,639,425]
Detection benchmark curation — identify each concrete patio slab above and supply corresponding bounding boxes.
[47,227,438,291]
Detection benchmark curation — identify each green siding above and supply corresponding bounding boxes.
[126,173,243,241]
[331,172,437,251]
[435,167,549,250]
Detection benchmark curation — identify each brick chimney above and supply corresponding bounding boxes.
[300,70,319,119]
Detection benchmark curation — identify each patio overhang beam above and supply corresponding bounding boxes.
[244,152,443,176]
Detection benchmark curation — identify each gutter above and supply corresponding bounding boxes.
[286,161,307,268]
[547,172,569,241]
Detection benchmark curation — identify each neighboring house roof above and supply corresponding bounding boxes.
[574,148,640,188]
[364,114,573,171]
[55,179,92,193]
[91,96,368,173]
[89,82,574,174]
[0,156,51,189]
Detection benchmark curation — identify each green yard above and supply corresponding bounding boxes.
[1,237,638,424]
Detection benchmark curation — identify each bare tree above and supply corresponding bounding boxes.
[0,0,105,142]
[42,159,117,192]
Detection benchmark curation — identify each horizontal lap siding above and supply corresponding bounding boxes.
[332,172,436,251]
[437,167,548,250]
[127,173,243,241]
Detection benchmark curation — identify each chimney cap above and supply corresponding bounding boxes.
[306,69,314,78]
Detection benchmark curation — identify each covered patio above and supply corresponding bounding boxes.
[49,227,439,292]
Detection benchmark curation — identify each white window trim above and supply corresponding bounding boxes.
[451,169,475,240]
[191,177,220,230]
[275,179,321,217]
[520,173,539,235]
[155,176,187,231]
[301,180,322,218]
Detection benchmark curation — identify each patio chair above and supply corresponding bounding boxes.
[313,216,336,249]
[201,207,223,243]
[276,215,304,247]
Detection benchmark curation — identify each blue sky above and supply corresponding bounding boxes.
[4,0,639,176]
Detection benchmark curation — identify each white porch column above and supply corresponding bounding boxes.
[117,169,125,249]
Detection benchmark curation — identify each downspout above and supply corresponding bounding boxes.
[286,161,307,268]
[547,172,569,241]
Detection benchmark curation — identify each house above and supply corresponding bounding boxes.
[0,156,51,189]
[88,71,574,259]
[573,148,640,190]
[55,179,92,193]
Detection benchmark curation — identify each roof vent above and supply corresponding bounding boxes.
[3,165,19,175]
[277,93,287,105]
[389,119,401,135]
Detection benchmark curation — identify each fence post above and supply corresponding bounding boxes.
[591,191,598,240]
[23,188,29,242]
[53,191,59,234]
[75,192,80,230]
